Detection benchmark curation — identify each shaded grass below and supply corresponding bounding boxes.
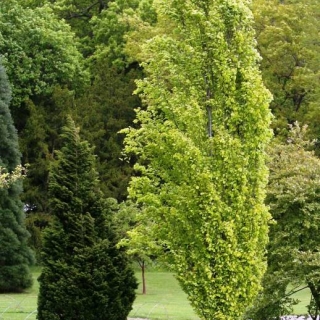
[0,267,198,320]
[0,267,40,320]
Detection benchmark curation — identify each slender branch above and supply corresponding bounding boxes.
[285,285,309,298]
[65,1,108,20]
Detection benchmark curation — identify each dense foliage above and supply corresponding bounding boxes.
[0,0,88,223]
[0,165,25,188]
[0,62,34,292]
[74,61,142,201]
[0,0,86,109]
[252,0,320,140]
[37,118,137,320]
[0,0,320,317]
[246,124,320,319]
[123,0,272,318]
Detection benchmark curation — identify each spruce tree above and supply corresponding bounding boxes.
[37,117,137,320]
[0,62,34,292]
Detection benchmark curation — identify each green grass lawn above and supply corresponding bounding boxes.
[131,270,199,320]
[0,267,198,320]
[291,285,311,315]
[0,267,40,320]
[0,267,313,320]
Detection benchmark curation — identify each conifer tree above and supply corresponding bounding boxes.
[37,117,137,320]
[0,62,34,292]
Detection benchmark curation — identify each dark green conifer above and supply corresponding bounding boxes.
[37,117,137,320]
[0,62,34,292]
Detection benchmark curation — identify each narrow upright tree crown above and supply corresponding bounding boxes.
[0,61,34,292]
[124,0,272,318]
[37,117,137,320]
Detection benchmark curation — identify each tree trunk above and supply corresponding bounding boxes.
[308,282,320,319]
[142,260,146,295]
[139,259,146,295]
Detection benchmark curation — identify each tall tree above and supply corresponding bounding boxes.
[21,88,74,259]
[37,117,137,320]
[0,62,34,292]
[123,0,272,319]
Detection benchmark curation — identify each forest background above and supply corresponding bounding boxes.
[0,0,320,319]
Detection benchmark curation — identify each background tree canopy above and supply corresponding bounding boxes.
[246,124,320,319]
[252,0,320,141]
[0,0,87,109]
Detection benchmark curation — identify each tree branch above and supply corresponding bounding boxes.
[65,1,109,20]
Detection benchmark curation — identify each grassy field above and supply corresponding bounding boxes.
[131,270,199,320]
[0,267,312,320]
[0,267,40,320]
[0,268,199,320]
[291,286,311,315]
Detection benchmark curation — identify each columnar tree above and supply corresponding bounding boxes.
[0,62,34,292]
[123,0,272,319]
[37,117,137,320]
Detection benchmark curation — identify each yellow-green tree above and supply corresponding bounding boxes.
[123,0,272,318]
